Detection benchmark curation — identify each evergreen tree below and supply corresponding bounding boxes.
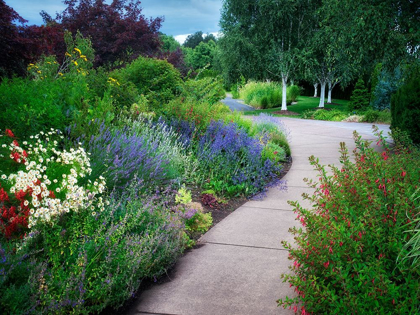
[349,78,370,111]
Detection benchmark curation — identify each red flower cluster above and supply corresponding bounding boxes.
[0,186,29,239]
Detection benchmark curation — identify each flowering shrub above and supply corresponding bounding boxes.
[0,185,186,314]
[173,188,213,242]
[278,127,420,314]
[81,117,196,192]
[0,129,105,239]
[251,114,291,156]
[196,120,281,196]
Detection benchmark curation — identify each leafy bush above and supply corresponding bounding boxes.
[164,97,230,132]
[0,185,186,314]
[240,81,282,109]
[371,67,402,110]
[349,78,370,111]
[0,129,105,239]
[279,128,420,314]
[361,109,391,124]
[262,142,286,163]
[182,76,226,105]
[251,113,291,156]
[114,56,182,112]
[196,120,281,196]
[79,117,194,192]
[391,63,420,144]
[288,85,300,103]
[312,109,347,121]
[0,77,72,139]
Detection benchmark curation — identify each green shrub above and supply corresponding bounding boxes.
[114,56,183,112]
[361,109,391,124]
[182,76,226,105]
[231,83,240,99]
[240,81,282,109]
[349,78,370,111]
[279,128,420,314]
[3,187,187,314]
[262,142,286,163]
[391,63,420,144]
[164,97,230,131]
[312,109,347,121]
[288,85,300,103]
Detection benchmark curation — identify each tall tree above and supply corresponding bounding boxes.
[183,31,204,49]
[57,0,163,66]
[0,0,30,77]
[220,0,319,110]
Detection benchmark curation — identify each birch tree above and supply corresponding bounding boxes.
[219,0,319,110]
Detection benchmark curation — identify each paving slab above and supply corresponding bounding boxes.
[127,243,295,315]
[200,206,297,248]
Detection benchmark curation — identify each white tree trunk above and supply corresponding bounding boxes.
[319,81,326,108]
[281,76,288,111]
[327,81,333,103]
[313,83,318,97]
[327,86,332,103]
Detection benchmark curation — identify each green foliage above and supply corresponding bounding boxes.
[187,40,217,70]
[270,132,291,156]
[1,187,186,314]
[160,34,181,52]
[182,76,226,105]
[349,78,370,111]
[312,109,347,121]
[176,186,193,204]
[114,56,182,112]
[262,142,286,163]
[391,63,420,144]
[0,77,72,139]
[185,212,213,235]
[288,85,301,102]
[371,67,403,110]
[164,97,230,132]
[361,109,391,124]
[279,128,420,314]
[240,81,283,109]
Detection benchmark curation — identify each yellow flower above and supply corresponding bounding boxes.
[29,63,34,66]
[83,57,88,62]
[58,72,63,76]
[65,52,72,57]
[74,48,82,55]
[37,70,41,74]
[73,61,78,66]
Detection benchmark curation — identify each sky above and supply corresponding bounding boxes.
[4,0,223,43]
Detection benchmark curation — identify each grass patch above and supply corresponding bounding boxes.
[244,96,349,116]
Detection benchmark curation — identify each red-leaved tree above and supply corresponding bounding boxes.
[0,0,30,77]
[56,0,163,66]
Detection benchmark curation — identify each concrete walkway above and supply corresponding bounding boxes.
[222,94,255,112]
[127,119,391,315]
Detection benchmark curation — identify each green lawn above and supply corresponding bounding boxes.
[243,96,350,117]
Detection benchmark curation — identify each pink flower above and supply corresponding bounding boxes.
[401,171,406,177]
[323,261,330,268]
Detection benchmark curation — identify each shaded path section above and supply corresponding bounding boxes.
[127,119,391,315]
[221,94,255,112]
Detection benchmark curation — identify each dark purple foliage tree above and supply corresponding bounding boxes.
[57,0,164,66]
[0,0,30,77]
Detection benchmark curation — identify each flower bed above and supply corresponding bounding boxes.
[278,127,420,314]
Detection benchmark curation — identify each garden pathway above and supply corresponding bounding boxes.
[221,93,255,111]
[127,119,391,315]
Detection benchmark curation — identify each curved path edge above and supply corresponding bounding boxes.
[126,119,391,315]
